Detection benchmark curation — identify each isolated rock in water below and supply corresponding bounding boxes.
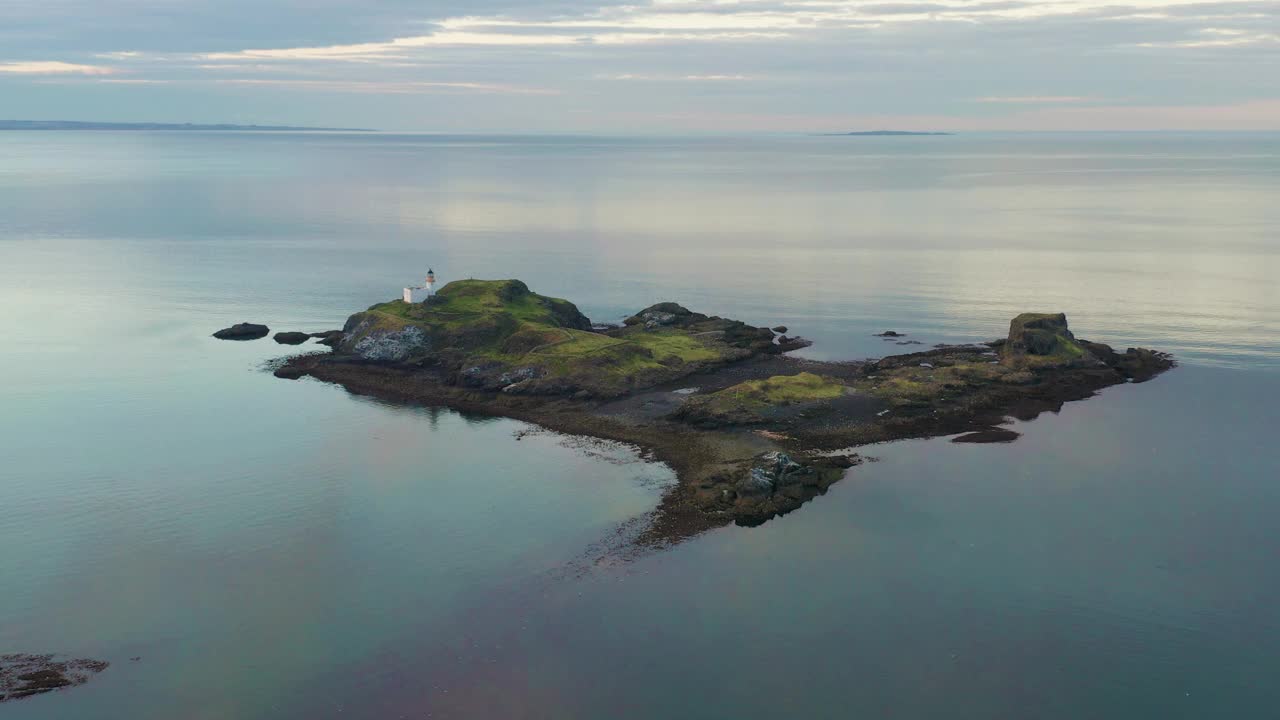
[213,323,269,340]
[1,654,109,702]
[1002,313,1092,367]
[772,325,789,334]
[875,330,904,338]
[273,331,310,345]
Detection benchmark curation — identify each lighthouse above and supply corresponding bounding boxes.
[403,268,438,304]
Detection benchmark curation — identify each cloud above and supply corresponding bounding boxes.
[604,72,753,80]
[1134,28,1280,47]
[213,78,557,95]
[0,61,114,75]
[1,0,1278,130]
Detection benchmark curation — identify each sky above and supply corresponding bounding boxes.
[0,0,1277,131]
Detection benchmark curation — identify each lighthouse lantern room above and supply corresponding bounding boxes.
[403,268,437,303]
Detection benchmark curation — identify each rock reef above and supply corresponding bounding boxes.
[1,654,108,703]
[269,279,1174,544]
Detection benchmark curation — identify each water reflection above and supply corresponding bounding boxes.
[1,132,1278,719]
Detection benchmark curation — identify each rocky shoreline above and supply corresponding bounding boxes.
[266,281,1174,546]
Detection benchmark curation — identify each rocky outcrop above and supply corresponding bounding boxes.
[712,452,858,526]
[1,654,109,703]
[622,303,776,354]
[273,331,310,345]
[350,325,429,362]
[1002,312,1092,367]
[212,323,268,340]
[624,302,694,329]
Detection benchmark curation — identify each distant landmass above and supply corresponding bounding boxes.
[0,120,373,132]
[822,130,954,136]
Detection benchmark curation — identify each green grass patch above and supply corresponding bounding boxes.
[629,330,723,364]
[861,361,1021,405]
[710,372,847,409]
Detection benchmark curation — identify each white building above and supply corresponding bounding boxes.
[403,268,437,303]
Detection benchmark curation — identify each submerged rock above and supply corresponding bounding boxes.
[212,323,268,340]
[273,366,306,380]
[952,428,1021,444]
[273,331,310,345]
[1,654,109,703]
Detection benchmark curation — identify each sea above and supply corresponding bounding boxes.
[1,131,1278,719]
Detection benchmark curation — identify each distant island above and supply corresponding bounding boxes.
[822,130,954,136]
[0,120,373,132]
[227,278,1173,549]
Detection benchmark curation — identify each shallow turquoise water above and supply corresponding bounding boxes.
[1,132,1278,718]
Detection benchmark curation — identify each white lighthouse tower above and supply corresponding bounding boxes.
[403,268,438,304]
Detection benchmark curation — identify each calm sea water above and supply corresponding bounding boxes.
[1,132,1278,719]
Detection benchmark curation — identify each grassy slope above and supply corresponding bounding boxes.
[355,280,739,393]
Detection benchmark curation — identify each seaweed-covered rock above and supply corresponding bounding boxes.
[313,331,344,347]
[274,366,307,380]
[213,323,269,340]
[1,654,109,703]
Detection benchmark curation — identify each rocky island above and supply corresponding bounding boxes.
[271,279,1173,544]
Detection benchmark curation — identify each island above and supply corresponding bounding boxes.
[821,130,954,136]
[270,279,1173,544]
[0,120,372,132]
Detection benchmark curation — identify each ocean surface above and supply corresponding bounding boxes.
[1,131,1278,719]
